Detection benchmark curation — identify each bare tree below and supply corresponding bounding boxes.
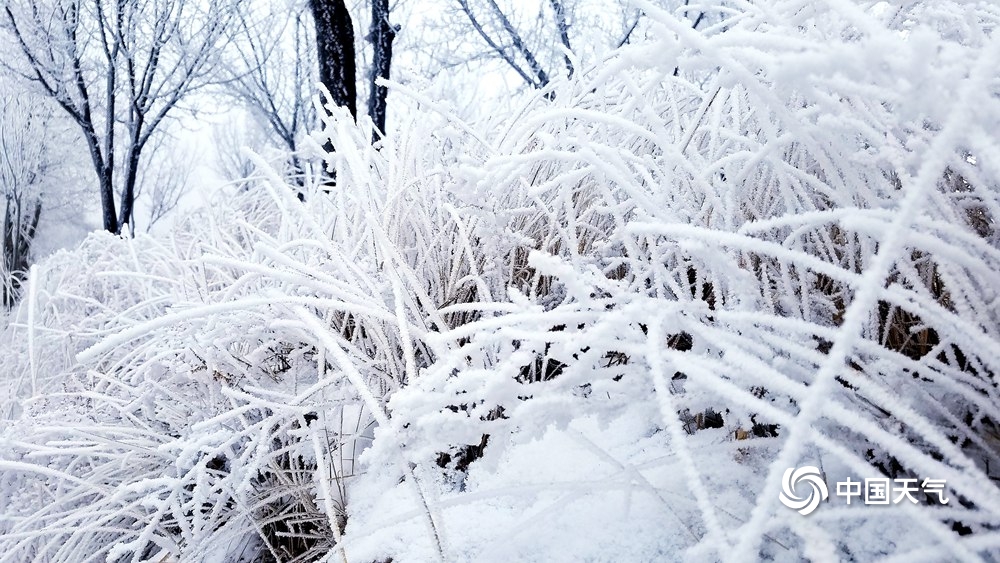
[455,0,548,88]
[0,94,55,306]
[211,115,278,188]
[309,0,402,147]
[133,131,191,233]
[225,0,397,162]
[223,3,317,180]
[442,0,707,92]
[3,0,235,234]
[548,0,572,78]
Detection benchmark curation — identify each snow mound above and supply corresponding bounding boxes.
[2,1,999,561]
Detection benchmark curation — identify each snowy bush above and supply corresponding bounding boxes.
[2,0,1000,561]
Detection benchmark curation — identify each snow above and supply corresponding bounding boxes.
[2,0,1000,561]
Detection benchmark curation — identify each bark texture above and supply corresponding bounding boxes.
[310,0,357,119]
[367,0,396,141]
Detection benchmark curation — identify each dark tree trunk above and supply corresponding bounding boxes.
[79,124,117,233]
[98,171,117,233]
[367,0,396,142]
[2,196,12,308]
[118,145,142,234]
[2,195,42,308]
[309,0,357,120]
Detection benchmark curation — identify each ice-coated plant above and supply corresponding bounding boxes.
[2,1,999,561]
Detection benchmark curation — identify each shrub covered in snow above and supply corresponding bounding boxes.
[2,1,1000,561]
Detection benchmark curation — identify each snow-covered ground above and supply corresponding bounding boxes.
[2,1,1000,561]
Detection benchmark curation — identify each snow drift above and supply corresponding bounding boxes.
[2,1,1000,561]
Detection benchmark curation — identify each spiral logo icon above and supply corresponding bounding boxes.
[779,466,828,515]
